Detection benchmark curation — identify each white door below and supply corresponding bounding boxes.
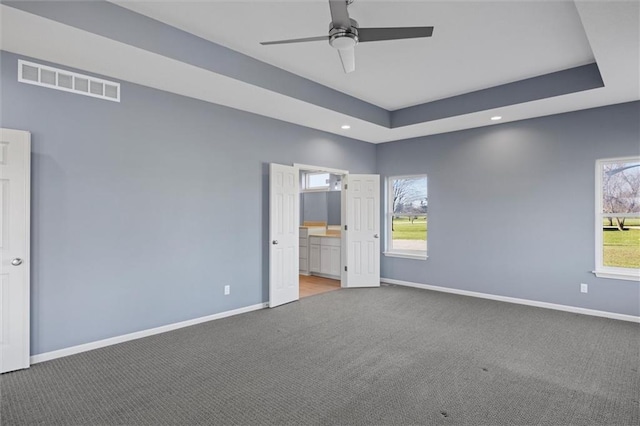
[269,163,299,308]
[0,128,30,373]
[343,174,380,288]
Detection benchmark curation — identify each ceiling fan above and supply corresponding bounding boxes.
[260,0,434,73]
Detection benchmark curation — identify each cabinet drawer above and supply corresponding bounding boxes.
[321,237,341,247]
[299,257,308,272]
[309,236,321,245]
[299,228,309,238]
[299,237,308,248]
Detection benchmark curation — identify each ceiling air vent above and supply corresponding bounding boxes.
[18,59,120,102]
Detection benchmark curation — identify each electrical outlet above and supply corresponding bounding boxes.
[580,283,588,293]
[224,285,230,295]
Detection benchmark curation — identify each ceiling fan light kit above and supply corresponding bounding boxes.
[260,0,434,74]
[329,21,359,50]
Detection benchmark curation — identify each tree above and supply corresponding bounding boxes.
[392,178,427,230]
[603,163,640,231]
[420,198,428,214]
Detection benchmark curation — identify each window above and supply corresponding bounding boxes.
[595,157,640,281]
[304,172,330,191]
[385,175,428,259]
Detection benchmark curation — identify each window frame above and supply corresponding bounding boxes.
[303,172,330,192]
[384,174,428,260]
[594,156,640,281]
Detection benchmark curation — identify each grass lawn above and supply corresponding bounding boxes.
[392,217,427,241]
[603,228,640,268]
[603,217,640,227]
[391,216,638,268]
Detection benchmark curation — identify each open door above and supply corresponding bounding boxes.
[343,174,380,288]
[269,163,299,307]
[0,128,31,373]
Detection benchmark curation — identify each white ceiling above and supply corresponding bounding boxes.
[1,1,639,143]
[116,0,596,110]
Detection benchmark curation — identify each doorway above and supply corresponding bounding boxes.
[269,163,380,308]
[297,165,346,298]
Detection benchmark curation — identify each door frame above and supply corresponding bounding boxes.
[294,163,348,288]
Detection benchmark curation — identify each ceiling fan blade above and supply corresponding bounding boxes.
[358,26,434,43]
[329,0,351,29]
[337,47,355,73]
[261,36,329,46]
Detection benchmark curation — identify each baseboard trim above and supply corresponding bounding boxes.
[381,278,640,323]
[30,302,268,364]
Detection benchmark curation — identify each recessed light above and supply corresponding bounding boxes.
[341,124,351,130]
[490,116,502,121]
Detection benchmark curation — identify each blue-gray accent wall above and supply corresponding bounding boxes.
[377,102,640,316]
[302,192,329,223]
[0,51,376,355]
[327,192,341,225]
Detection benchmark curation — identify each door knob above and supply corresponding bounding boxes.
[374,234,379,239]
[11,258,23,266]
[272,240,278,245]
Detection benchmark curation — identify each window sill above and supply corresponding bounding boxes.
[383,251,428,260]
[301,188,330,193]
[593,270,640,281]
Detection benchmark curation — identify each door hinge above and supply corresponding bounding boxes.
[344,266,347,272]
[344,184,348,190]
[344,225,348,231]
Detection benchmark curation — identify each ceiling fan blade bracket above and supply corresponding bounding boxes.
[329,0,352,30]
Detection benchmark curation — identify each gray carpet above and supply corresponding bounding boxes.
[1,285,639,425]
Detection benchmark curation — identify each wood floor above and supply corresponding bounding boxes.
[299,274,341,298]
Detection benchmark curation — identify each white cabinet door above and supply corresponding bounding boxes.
[299,234,309,275]
[309,244,321,273]
[320,245,331,274]
[329,246,341,277]
[344,174,380,288]
[0,128,30,373]
[299,257,309,274]
[269,163,299,308]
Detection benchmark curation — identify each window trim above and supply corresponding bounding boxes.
[385,174,428,260]
[593,156,640,281]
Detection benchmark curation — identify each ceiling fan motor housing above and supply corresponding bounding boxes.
[329,18,359,49]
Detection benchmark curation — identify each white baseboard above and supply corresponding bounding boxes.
[30,303,268,364]
[381,278,640,323]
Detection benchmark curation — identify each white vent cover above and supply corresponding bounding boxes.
[18,60,120,102]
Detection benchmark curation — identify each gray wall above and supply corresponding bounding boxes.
[302,192,328,223]
[0,51,376,355]
[2,47,638,357]
[377,102,640,316]
[301,191,341,225]
[327,192,341,225]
